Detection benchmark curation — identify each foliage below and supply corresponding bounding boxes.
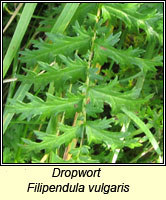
[3,3,163,164]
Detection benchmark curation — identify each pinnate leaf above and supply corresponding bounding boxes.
[20,29,91,66]
[21,124,78,152]
[86,120,141,151]
[102,3,160,41]
[7,93,83,120]
[94,38,162,72]
[88,79,153,114]
[17,55,87,91]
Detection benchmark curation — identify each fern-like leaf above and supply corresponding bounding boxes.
[102,3,161,41]
[20,26,92,66]
[94,38,162,72]
[17,55,87,91]
[7,93,83,120]
[89,78,154,114]
[86,120,141,151]
[21,124,78,152]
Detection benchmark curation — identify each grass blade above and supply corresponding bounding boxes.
[3,3,24,34]
[121,107,162,160]
[3,83,31,133]
[51,3,80,34]
[3,3,37,78]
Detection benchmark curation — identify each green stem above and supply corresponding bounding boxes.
[82,7,101,123]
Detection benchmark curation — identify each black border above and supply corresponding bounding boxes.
[1,1,165,166]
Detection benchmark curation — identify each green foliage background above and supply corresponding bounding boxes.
[3,3,163,164]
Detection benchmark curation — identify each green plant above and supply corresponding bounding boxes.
[3,3,163,163]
